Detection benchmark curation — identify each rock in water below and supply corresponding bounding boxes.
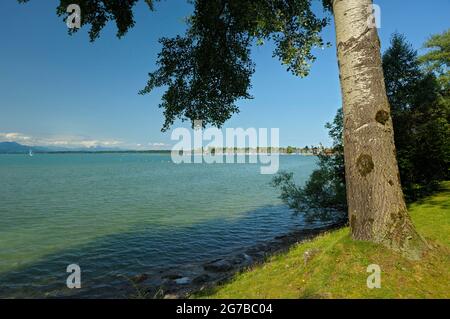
[193,274,211,284]
[131,273,148,284]
[203,259,233,272]
[175,277,191,285]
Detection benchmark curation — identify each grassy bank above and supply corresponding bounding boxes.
[199,182,450,298]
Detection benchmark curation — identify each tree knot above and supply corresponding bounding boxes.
[375,110,390,125]
[356,154,374,177]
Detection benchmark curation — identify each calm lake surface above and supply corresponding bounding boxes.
[0,153,320,298]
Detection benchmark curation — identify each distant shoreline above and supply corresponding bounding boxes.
[0,142,331,155]
[0,150,321,155]
[0,150,172,155]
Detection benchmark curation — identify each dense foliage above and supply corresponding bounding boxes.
[419,29,450,90]
[271,108,345,219]
[139,0,331,131]
[273,32,450,215]
[383,33,450,200]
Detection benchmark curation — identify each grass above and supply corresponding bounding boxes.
[198,182,450,299]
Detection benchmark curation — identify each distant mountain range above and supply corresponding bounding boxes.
[0,142,124,154]
[0,142,31,153]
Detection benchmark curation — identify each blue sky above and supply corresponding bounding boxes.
[0,0,449,149]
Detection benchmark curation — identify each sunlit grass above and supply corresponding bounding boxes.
[199,182,450,299]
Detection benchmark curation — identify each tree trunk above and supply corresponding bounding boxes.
[332,0,428,259]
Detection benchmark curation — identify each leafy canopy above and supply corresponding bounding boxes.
[419,29,450,77]
[19,0,332,131]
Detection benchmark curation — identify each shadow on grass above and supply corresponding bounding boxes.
[411,183,450,210]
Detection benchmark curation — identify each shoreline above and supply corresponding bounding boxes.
[129,220,347,299]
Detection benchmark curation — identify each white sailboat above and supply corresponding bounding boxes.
[29,149,33,157]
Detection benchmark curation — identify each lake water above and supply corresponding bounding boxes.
[0,153,320,298]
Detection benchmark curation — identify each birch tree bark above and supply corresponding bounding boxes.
[332,0,428,259]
